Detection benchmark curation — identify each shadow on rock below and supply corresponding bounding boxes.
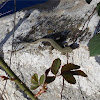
[24,0,61,11]
[95,56,100,65]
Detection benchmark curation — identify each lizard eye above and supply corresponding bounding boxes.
[63,43,68,47]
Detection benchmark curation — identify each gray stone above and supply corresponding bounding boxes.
[0,0,100,100]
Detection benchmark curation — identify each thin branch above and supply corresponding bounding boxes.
[0,10,13,17]
[61,78,64,100]
[0,57,37,100]
[0,0,9,10]
[81,7,96,31]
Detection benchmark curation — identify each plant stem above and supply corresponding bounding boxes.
[0,57,37,100]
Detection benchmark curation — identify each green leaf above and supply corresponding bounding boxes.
[45,68,51,77]
[30,84,39,90]
[61,72,76,84]
[88,34,100,56]
[32,73,38,82]
[61,63,80,73]
[85,0,92,4]
[51,58,61,75]
[31,78,38,85]
[71,70,87,77]
[45,76,55,84]
[97,2,100,16]
[39,74,45,85]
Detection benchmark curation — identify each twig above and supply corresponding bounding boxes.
[0,0,9,10]
[0,57,37,100]
[0,10,13,17]
[73,7,96,43]
[61,78,64,100]
[81,7,96,31]
[35,83,47,98]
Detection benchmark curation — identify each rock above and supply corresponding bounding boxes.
[0,0,6,5]
[0,0,100,100]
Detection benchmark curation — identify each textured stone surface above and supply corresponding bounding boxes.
[0,0,6,5]
[0,0,100,100]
